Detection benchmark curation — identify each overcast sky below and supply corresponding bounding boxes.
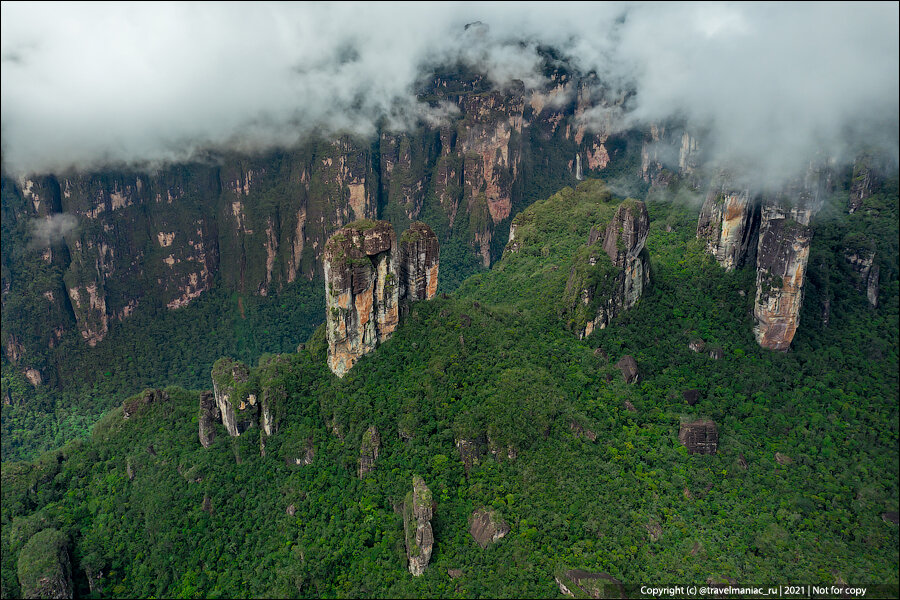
[1,2,897,184]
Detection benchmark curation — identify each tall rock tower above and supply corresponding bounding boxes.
[324,220,439,377]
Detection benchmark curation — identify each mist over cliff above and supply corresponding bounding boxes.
[1,2,898,186]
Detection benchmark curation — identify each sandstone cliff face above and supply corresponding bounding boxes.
[848,153,881,213]
[697,178,759,270]
[641,124,701,187]
[753,187,820,351]
[323,221,399,377]
[404,475,434,576]
[564,200,650,338]
[398,223,440,302]
[324,221,439,377]
[2,59,645,373]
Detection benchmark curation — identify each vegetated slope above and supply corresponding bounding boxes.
[1,179,897,599]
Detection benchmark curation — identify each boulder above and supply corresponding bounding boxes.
[678,419,718,455]
[555,569,626,599]
[775,452,793,465]
[469,509,510,548]
[683,389,700,406]
[616,355,639,384]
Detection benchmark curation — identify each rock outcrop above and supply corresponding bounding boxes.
[564,199,650,338]
[198,391,219,448]
[398,223,439,302]
[678,419,718,455]
[848,153,881,213]
[403,475,434,576]
[616,355,640,384]
[358,425,381,478]
[753,202,814,351]
[752,168,828,350]
[122,388,169,420]
[324,220,439,377]
[843,236,880,308]
[555,569,625,599]
[324,220,400,377]
[696,177,759,270]
[469,509,510,548]
[17,528,73,600]
[210,358,255,437]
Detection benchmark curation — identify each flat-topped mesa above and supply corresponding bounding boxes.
[399,222,440,302]
[324,220,439,377]
[697,176,759,270]
[324,220,400,377]
[753,184,820,351]
[564,199,650,338]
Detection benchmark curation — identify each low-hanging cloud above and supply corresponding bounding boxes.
[1,2,897,187]
[30,214,78,247]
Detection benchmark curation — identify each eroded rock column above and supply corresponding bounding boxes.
[753,194,817,351]
[404,475,434,576]
[324,221,399,377]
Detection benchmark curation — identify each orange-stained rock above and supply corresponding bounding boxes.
[324,221,398,377]
[753,194,816,351]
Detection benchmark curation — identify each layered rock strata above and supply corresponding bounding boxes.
[564,200,650,338]
[398,223,439,302]
[324,221,400,377]
[324,220,438,377]
[403,475,434,576]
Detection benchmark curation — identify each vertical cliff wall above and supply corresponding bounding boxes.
[696,177,759,270]
[752,181,822,351]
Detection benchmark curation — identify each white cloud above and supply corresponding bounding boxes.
[1,2,897,187]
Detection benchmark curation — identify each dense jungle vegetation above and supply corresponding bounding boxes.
[1,176,897,598]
